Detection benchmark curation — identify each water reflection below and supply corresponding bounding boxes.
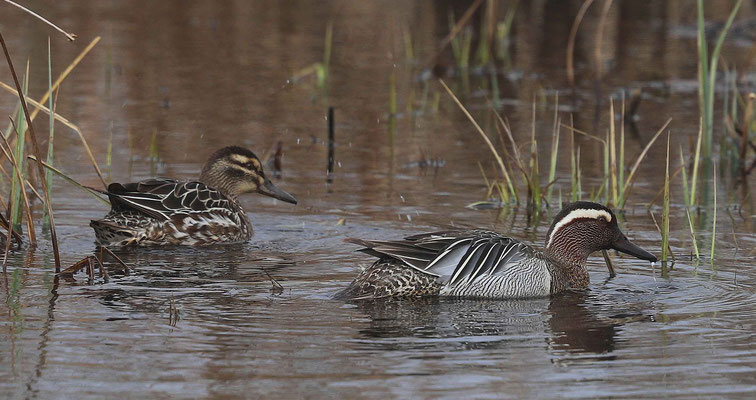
[350,289,653,358]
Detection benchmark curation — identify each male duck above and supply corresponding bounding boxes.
[90,146,297,246]
[336,201,657,300]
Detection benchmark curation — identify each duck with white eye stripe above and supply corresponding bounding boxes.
[90,146,297,247]
[335,201,657,300]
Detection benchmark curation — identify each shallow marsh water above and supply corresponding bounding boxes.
[1,1,756,398]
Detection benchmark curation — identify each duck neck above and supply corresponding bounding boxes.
[544,224,594,290]
[199,167,240,199]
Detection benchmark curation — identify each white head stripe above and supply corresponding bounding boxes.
[547,209,612,248]
[230,154,252,163]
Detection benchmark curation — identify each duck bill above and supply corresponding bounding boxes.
[258,179,297,205]
[612,236,657,262]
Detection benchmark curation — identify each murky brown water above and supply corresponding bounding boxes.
[1,1,756,398]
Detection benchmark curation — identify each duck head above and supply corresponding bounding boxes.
[544,201,656,266]
[199,146,297,204]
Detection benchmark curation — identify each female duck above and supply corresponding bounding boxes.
[90,146,297,246]
[336,201,657,300]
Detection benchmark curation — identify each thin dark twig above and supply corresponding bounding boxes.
[0,32,61,272]
[262,268,283,291]
[100,246,129,273]
[93,249,109,281]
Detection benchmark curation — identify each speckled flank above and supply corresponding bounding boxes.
[91,207,252,246]
[334,259,443,300]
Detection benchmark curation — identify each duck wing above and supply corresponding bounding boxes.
[347,230,538,286]
[105,178,234,220]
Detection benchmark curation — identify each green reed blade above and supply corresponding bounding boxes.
[661,132,671,262]
[690,120,703,207]
[10,61,30,230]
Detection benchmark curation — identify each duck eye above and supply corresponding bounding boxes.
[244,162,257,171]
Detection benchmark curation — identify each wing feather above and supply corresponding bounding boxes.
[105,178,235,220]
[347,230,538,286]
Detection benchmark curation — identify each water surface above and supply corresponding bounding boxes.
[1,1,755,398]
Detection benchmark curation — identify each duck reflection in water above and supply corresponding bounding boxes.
[349,290,653,359]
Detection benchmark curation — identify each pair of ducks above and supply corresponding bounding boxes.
[92,146,657,300]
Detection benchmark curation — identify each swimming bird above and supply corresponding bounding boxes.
[90,146,297,246]
[335,201,656,300]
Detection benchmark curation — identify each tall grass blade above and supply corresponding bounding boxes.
[0,128,35,245]
[440,79,515,203]
[0,32,61,271]
[690,119,703,206]
[680,147,700,259]
[546,93,560,204]
[609,98,618,206]
[661,132,671,263]
[619,118,672,207]
[9,61,29,230]
[44,37,55,227]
